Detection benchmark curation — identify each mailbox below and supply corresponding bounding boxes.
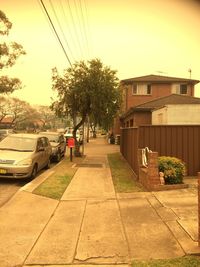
[68,138,75,148]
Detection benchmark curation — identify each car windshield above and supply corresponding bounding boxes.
[0,136,36,151]
[41,134,59,143]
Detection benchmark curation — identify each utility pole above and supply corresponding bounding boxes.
[188,68,192,79]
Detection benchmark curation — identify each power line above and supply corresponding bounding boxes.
[59,0,82,59]
[77,0,90,58]
[82,0,93,57]
[37,0,58,44]
[64,0,85,60]
[73,0,88,60]
[49,0,75,62]
[39,0,72,67]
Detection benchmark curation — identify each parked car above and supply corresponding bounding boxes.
[0,129,14,141]
[0,133,52,179]
[64,128,83,145]
[39,131,66,162]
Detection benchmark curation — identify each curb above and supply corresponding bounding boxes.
[20,158,66,193]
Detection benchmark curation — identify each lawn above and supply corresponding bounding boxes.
[33,173,75,200]
[107,152,145,192]
[33,156,82,199]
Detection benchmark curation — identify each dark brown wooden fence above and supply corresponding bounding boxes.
[121,125,200,176]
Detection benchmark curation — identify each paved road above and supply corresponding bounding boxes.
[0,162,57,208]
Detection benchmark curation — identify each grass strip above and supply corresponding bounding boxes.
[33,157,81,200]
[107,152,145,192]
[33,173,75,200]
[132,256,200,267]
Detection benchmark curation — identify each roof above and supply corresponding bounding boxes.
[0,116,14,124]
[121,94,200,118]
[121,74,200,85]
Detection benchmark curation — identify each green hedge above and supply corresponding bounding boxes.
[158,156,186,184]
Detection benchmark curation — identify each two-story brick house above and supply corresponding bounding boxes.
[121,74,199,112]
[112,74,200,135]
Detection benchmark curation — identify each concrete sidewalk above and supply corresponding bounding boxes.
[0,137,200,267]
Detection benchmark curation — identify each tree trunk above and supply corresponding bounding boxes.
[90,124,96,138]
[73,114,86,157]
[86,116,90,143]
[92,126,96,138]
[74,139,81,157]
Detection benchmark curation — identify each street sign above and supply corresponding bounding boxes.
[68,137,75,148]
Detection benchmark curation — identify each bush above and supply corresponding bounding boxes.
[158,156,186,184]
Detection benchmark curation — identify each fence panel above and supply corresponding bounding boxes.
[121,127,139,176]
[121,125,200,176]
[139,125,200,176]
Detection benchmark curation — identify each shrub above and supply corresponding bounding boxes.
[158,156,186,184]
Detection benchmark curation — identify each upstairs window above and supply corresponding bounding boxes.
[132,84,152,95]
[180,84,187,94]
[171,84,188,94]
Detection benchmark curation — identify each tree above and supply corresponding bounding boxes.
[51,58,122,155]
[9,98,39,127]
[0,96,39,129]
[0,10,26,94]
[37,105,67,130]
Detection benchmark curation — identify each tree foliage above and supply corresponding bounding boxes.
[0,10,26,94]
[0,96,39,128]
[51,59,122,137]
[37,105,63,129]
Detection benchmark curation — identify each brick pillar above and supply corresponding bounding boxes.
[147,152,160,186]
[198,172,200,246]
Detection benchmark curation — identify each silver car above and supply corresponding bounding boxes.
[39,132,66,162]
[0,129,14,141]
[0,133,52,179]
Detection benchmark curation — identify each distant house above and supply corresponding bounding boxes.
[121,94,200,127]
[0,116,14,129]
[113,74,200,133]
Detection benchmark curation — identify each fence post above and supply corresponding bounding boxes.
[198,172,200,246]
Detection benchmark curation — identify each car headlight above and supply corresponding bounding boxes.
[15,158,33,166]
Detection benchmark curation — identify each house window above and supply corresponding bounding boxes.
[130,119,133,127]
[132,84,151,95]
[180,84,187,94]
[171,84,188,94]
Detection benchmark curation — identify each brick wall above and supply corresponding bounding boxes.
[138,149,161,190]
[124,83,172,111]
[122,83,195,112]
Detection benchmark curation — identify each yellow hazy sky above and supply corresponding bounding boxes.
[1,0,200,105]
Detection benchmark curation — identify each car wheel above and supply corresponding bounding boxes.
[31,164,38,179]
[45,158,51,169]
[56,152,61,162]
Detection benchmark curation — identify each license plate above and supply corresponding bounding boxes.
[0,169,7,174]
